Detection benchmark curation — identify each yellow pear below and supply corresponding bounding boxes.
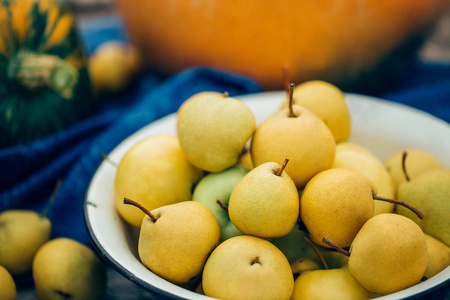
[281,80,351,143]
[0,265,16,300]
[202,235,294,300]
[124,199,220,284]
[346,213,428,295]
[424,233,450,279]
[251,85,336,188]
[384,149,441,192]
[114,135,203,227]
[300,168,374,248]
[333,142,395,215]
[32,238,106,300]
[228,160,299,238]
[291,263,373,300]
[0,210,51,276]
[397,168,450,246]
[177,92,256,172]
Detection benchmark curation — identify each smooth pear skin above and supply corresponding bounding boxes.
[0,210,51,276]
[138,201,220,284]
[114,135,203,227]
[348,214,428,295]
[397,168,450,246]
[300,168,374,248]
[177,93,256,172]
[192,166,248,241]
[202,235,294,300]
[228,162,299,238]
[384,149,441,192]
[333,142,395,215]
[0,265,16,300]
[291,265,373,300]
[32,238,106,300]
[424,233,450,279]
[251,105,336,188]
[281,80,351,143]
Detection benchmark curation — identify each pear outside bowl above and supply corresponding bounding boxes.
[84,91,450,300]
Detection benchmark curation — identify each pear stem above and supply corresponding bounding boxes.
[123,198,158,222]
[304,236,329,269]
[41,179,62,218]
[275,158,289,176]
[251,256,260,265]
[102,153,118,168]
[288,83,296,118]
[402,151,410,182]
[322,238,350,257]
[372,195,424,219]
[216,199,228,212]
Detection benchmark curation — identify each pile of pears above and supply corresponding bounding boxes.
[0,181,106,300]
[113,80,450,300]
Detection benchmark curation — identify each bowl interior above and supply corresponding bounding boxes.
[85,91,450,300]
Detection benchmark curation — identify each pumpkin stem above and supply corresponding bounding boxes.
[7,50,78,99]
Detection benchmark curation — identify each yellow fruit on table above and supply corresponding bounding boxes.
[116,0,449,90]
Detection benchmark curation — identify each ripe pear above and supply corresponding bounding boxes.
[114,135,203,227]
[423,233,450,279]
[300,168,374,248]
[0,265,16,300]
[384,149,441,191]
[32,238,106,300]
[397,168,450,246]
[124,199,220,284]
[345,213,428,295]
[192,166,248,241]
[251,85,336,188]
[202,235,294,300]
[228,160,299,238]
[333,142,395,215]
[0,210,51,276]
[291,251,373,300]
[280,80,351,143]
[177,92,256,172]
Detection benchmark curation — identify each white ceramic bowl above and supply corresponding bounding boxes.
[84,91,450,299]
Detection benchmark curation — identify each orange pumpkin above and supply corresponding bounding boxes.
[116,1,449,91]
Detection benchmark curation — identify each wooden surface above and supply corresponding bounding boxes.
[17,3,450,300]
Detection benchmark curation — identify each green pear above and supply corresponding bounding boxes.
[271,226,330,263]
[291,250,373,300]
[228,160,299,238]
[124,199,220,284]
[202,235,294,300]
[424,233,450,279]
[333,142,395,215]
[280,80,352,143]
[251,85,336,188]
[397,168,450,246]
[0,265,16,300]
[177,92,256,172]
[114,135,203,227]
[192,166,248,241]
[343,213,428,295]
[0,210,51,276]
[384,149,441,192]
[32,238,106,300]
[300,168,374,248]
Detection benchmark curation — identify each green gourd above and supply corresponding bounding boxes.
[0,0,95,147]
